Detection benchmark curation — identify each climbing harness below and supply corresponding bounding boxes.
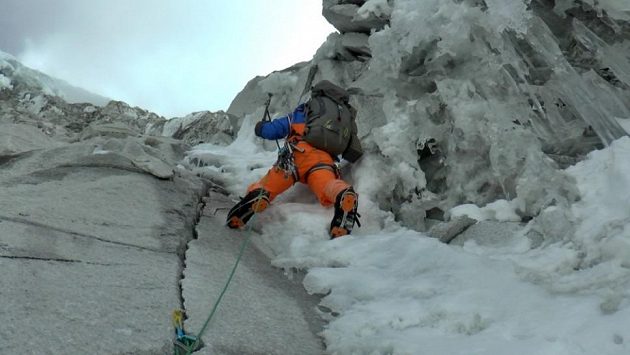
[276,140,303,181]
[303,162,340,183]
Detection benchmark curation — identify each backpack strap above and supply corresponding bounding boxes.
[311,80,350,105]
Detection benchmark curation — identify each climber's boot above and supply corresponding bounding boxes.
[329,187,360,238]
[226,188,270,229]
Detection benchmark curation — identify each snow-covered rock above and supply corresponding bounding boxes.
[323,0,391,34]
[0,50,109,106]
[320,32,373,62]
[164,110,240,146]
[226,0,630,231]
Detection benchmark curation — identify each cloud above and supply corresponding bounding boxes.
[0,0,335,117]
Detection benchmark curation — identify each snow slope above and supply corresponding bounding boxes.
[0,50,109,106]
[183,109,630,354]
[178,1,630,353]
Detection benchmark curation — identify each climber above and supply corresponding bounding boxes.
[226,80,363,238]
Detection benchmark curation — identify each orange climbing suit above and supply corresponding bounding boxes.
[248,122,351,207]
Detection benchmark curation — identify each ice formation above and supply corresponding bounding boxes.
[227,0,630,229]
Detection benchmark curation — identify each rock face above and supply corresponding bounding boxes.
[0,49,325,353]
[0,59,209,352]
[0,128,208,353]
[1,52,160,140]
[226,0,630,231]
[182,192,324,355]
[0,79,166,141]
[428,216,478,244]
[1,50,240,146]
[164,110,240,146]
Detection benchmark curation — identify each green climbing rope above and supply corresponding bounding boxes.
[182,231,253,355]
[177,185,268,355]
[176,94,287,353]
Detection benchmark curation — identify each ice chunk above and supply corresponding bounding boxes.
[0,73,12,91]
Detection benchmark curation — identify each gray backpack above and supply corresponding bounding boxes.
[303,80,363,162]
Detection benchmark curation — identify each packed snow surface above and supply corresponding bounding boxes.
[184,103,630,353]
[0,74,11,91]
[179,0,630,351]
[181,0,630,353]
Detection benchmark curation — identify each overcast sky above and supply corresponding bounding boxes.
[0,0,335,117]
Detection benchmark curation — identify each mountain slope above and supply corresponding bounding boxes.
[0,50,109,106]
[2,1,630,354]
[181,0,630,353]
[227,0,630,229]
